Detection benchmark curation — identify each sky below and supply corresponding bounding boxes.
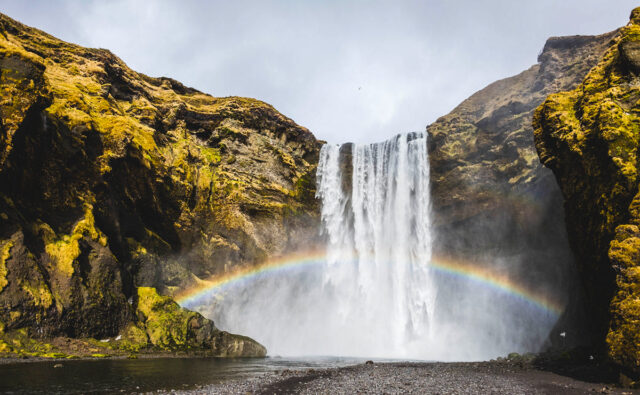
[0,1,635,144]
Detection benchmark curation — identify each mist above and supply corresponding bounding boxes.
[184,134,560,360]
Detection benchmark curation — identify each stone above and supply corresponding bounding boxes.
[0,11,316,357]
[619,41,640,72]
[534,7,640,374]
[427,23,616,349]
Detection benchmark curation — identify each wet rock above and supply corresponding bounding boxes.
[534,7,640,375]
[119,287,266,356]
[175,362,626,394]
[0,11,316,356]
[427,18,617,350]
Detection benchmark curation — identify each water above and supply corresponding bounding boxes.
[315,133,436,356]
[195,132,559,360]
[0,356,360,394]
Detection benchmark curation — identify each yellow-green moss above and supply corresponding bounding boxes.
[9,311,19,322]
[266,141,297,169]
[0,12,311,358]
[43,60,160,159]
[44,204,105,277]
[535,10,640,371]
[136,286,197,350]
[45,236,79,277]
[0,329,136,359]
[0,329,58,358]
[126,286,266,356]
[41,352,68,359]
[200,146,221,164]
[20,279,53,310]
[537,20,640,186]
[0,240,12,292]
[118,322,149,352]
[607,223,640,367]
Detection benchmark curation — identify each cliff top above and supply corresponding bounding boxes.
[0,11,317,168]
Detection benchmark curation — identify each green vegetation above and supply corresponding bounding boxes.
[43,204,104,277]
[135,286,200,349]
[534,7,640,373]
[0,10,312,359]
[0,240,12,292]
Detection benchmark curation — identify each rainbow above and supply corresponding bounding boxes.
[429,256,564,316]
[176,249,327,307]
[175,251,564,317]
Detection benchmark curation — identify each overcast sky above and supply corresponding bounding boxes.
[0,1,635,143]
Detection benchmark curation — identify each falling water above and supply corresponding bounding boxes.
[315,132,436,355]
[197,132,559,360]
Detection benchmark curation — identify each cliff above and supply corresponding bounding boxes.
[427,26,617,346]
[534,8,640,373]
[0,12,320,357]
[428,31,616,229]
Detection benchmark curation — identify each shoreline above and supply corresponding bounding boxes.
[0,351,267,365]
[0,355,636,394]
[173,361,637,394]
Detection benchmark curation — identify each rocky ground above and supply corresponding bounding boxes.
[163,361,638,395]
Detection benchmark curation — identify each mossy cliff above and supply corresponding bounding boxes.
[427,25,616,346]
[0,12,320,357]
[534,8,640,373]
[0,286,265,358]
[122,287,265,356]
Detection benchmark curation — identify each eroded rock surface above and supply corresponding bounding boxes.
[0,12,318,356]
[427,24,617,347]
[534,7,640,373]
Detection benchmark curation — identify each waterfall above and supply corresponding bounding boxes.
[196,132,559,360]
[315,132,436,355]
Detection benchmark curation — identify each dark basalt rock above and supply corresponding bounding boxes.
[534,7,640,374]
[0,11,316,357]
[619,40,640,73]
[338,143,353,196]
[427,24,617,351]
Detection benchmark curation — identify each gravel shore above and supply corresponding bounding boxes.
[163,361,637,394]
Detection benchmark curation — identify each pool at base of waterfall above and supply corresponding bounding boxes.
[1,355,624,394]
[0,356,365,394]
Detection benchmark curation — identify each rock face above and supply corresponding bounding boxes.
[122,287,266,356]
[427,28,617,346]
[0,12,319,356]
[534,8,640,372]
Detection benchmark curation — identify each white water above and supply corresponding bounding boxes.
[314,133,436,356]
[197,132,559,360]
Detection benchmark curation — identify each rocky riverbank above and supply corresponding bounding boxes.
[164,361,637,394]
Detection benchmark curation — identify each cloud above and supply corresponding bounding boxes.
[0,0,635,143]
